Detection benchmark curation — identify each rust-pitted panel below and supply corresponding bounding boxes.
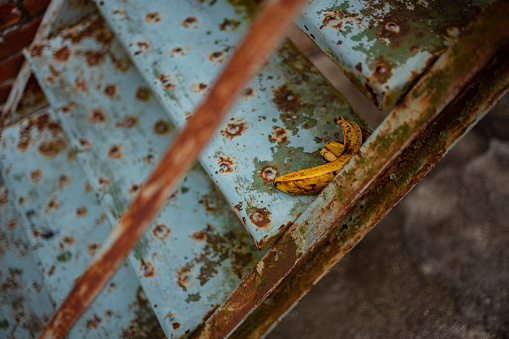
[24,16,265,337]
[296,0,492,109]
[94,0,369,249]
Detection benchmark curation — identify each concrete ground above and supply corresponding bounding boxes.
[267,27,509,338]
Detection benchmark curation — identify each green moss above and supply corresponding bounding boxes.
[227,0,258,19]
[0,319,9,329]
[57,251,72,262]
[133,235,150,260]
[185,293,201,303]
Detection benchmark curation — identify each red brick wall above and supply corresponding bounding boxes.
[0,0,50,105]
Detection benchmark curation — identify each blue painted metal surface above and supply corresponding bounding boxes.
[295,0,492,109]
[92,0,368,249]
[0,176,54,338]
[24,15,265,337]
[0,112,163,338]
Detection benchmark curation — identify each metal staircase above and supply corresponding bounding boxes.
[1,0,508,337]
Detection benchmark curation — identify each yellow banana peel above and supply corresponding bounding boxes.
[274,118,363,195]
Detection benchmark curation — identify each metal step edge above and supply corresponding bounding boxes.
[0,112,164,338]
[23,16,265,338]
[92,0,370,249]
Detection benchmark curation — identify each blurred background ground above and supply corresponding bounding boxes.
[267,26,509,339]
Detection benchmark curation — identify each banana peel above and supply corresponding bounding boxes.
[274,118,367,195]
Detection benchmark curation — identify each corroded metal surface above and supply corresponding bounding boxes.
[0,112,164,338]
[94,0,368,249]
[25,16,265,337]
[0,176,54,338]
[194,1,509,336]
[296,0,492,109]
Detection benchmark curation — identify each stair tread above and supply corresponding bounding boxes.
[0,113,164,338]
[24,16,264,338]
[296,0,492,109]
[93,0,368,248]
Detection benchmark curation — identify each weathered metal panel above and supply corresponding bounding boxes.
[24,16,265,337]
[93,0,368,249]
[295,0,492,109]
[0,112,164,338]
[0,176,55,338]
[195,1,509,336]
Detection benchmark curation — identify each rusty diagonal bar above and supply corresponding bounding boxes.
[193,1,509,337]
[38,0,309,337]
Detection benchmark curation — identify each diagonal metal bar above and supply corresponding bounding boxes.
[38,0,309,337]
[193,1,509,337]
[233,41,509,339]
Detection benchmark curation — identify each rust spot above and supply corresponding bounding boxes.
[129,184,141,195]
[90,109,106,123]
[108,145,122,159]
[85,50,105,66]
[133,40,150,55]
[104,84,116,97]
[31,44,45,57]
[30,169,42,183]
[59,236,74,249]
[87,314,102,329]
[191,231,207,242]
[17,113,62,152]
[154,120,170,134]
[192,82,208,93]
[159,75,175,91]
[87,243,100,256]
[45,199,60,214]
[177,264,194,290]
[54,46,70,61]
[76,206,87,217]
[145,12,161,23]
[48,265,55,276]
[172,322,181,330]
[409,45,420,52]
[116,115,138,128]
[142,154,155,164]
[242,87,254,98]
[18,196,25,206]
[234,202,243,212]
[6,219,17,230]
[220,122,246,139]
[202,195,216,211]
[270,128,288,143]
[84,182,93,192]
[384,21,400,34]
[79,138,92,149]
[260,165,278,183]
[202,305,220,322]
[272,86,301,113]
[136,87,151,101]
[219,18,240,31]
[72,78,87,93]
[153,224,170,240]
[62,16,105,43]
[140,259,155,277]
[355,62,362,72]
[322,10,343,29]
[209,51,225,63]
[98,176,110,188]
[38,138,66,158]
[182,16,198,28]
[249,208,271,228]
[217,157,233,173]
[58,175,70,189]
[171,46,186,56]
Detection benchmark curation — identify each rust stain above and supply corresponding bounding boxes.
[90,109,106,123]
[191,231,207,242]
[182,16,198,28]
[234,202,243,212]
[116,115,138,128]
[140,259,155,277]
[54,46,70,62]
[171,46,186,56]
[142,154,155,164]
[62,16,105,43]
[86,314,102,329]
[202,195,216,212]
[85,50,106,66]
[87,243,100,256]
[45,199,60,213]
[73,78,88,93]
[220,18,240,32]
[322,10,345,29]
[249,208,271,228]
[136,87,151,101]
[79,138,92,149]
[30,169,42,183]
[192,82,208,93]
[177,264,194,290]
[97,176,110,188]
[59,236,74,249]
[104,84,116,97]
[209,51,225,63]
[129,184,141,195]
[30,43,45,57]
[220,121,246,139]
[145,12,161,23]
[59,174,70,189]
[38,138,66,158]
[108,145,122,159]
[133,40,150,55]
[242,87,254,99]
[152,224,170,240]
[76,206,87,217]
[355,62,362,72]
[260,165,278,183]
[6,219,17,230]
[217,157,234,173]
[270,127,288,143]
[172,322,181,330]
[159,75,175,91]
[17,113,61,152]
[153,120,170,135]
[48,265,55,276]
[18,196,25,206]
[272,85,301,113]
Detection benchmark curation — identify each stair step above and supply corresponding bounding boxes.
[92,0,369,249]
[0,112,164,338]
[23,16,264,338]
[0,176,54,338]
[295,0,492,109]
